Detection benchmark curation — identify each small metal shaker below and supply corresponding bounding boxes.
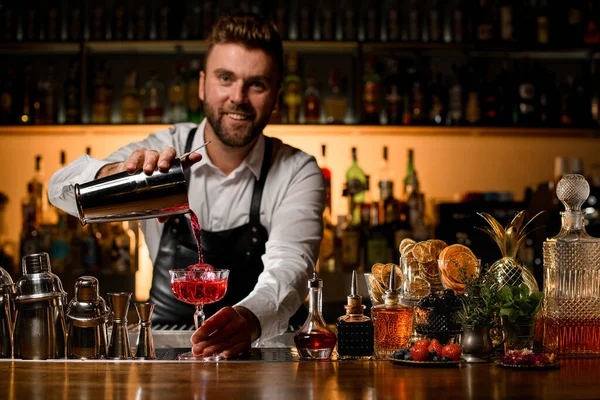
[134,302,156,360]
[107,292,132,359]
[13,253,67,360]
[0,266,14,358]
[66,276,110,359]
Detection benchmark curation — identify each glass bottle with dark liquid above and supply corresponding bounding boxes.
[294,269,336,360]
[336,270,374,360]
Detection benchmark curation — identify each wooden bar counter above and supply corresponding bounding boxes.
[1,357,598,399]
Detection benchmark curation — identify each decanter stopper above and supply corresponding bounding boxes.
[384,264,400,305]
[134,302,156,360]
[556,174,590,212]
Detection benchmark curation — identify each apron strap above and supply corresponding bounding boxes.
[183,127,198,185]
[250,137,273,226]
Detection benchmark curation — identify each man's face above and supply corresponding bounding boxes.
[200,43,280,148]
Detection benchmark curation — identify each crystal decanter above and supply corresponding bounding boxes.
[543,174,600,356]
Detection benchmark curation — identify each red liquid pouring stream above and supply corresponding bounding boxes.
[187,210,214,271]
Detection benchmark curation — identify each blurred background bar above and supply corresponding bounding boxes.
[0,0,599,321]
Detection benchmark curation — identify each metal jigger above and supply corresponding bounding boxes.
[134,302,156,360]
[107,292,132,359]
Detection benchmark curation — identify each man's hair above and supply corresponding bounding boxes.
[206,12,284,87]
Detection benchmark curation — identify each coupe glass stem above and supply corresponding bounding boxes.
[194,305,205,330]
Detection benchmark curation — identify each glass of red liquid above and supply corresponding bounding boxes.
[169,267,229,360]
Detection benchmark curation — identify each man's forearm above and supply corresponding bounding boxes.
[95,162,126,179]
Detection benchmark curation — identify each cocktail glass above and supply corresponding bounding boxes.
[169,268,229,360]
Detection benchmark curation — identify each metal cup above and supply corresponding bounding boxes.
[74,158,189,225]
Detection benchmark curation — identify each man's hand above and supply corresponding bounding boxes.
[95,146,202,179]
[191,306,261,359]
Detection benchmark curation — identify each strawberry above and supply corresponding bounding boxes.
[410,346,432,362]
[441,344,462,361]
[428,339,443,357]
[412,339,431,349]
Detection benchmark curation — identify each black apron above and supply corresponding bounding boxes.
[149,128,307,328]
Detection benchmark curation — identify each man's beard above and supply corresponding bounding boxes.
[203,100,267,148]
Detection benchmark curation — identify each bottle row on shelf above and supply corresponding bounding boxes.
[1,0,600,48]
[2,53,600,129]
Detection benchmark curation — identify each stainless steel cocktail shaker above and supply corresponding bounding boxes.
[66,276,110,359]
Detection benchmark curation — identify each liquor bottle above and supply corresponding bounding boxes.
[475,0,495,43]
[559,76,575,126]
[378,146,393,207]
[89,4,106,40]
[24,5,39,41]
[303,76,321,124]
[464,66,482,126]
[408,0,420,42]
[480,64,500,126]
[112,4,129,41]
[64,61,81,124]
[142,70,166,123]
[110,222,135,274]
[363,195,393,266]
[592,61,600,127]
[386,0,401,42]
[383,57,403,125]
[298,3,314,41]
[336,270,374,360]
[1,3,16,42]
[19,66,34,124]
[293,269,336,360]
[187,60,203,123]
[342,0,358,41]
[49,203,70,274]
[0,67,16,124]
[428,0,442,43]
[371,264,414,359]
[120,71,141,124]
[408,64,426,125]
[34,66,58,125]
[67,0,82,41]
[273,1,288,40]
[428,66,447,126]
[403,148,415,197]
[536,0,550,45]
[20,182,42,260]
[564,1,584,47]
[91,63,112,124]
[363,0,380,42]
[406,169,428,242]
[318,4,335,41]
[499,0,514,42]
[282,51,302,124]
[346,147,367,225]
[583,0,600,45]
[45,3,60,41]
[514,61,538,126]
[323,69,348,124]
[543,174,600,356]
[363,56,381,124]
[446,65,464,126]
[495,58,514,126]
[134,3,149,40]
[166,64,187,123]
[451,0,465,43]
[318,145,335,273]
[157,1,170,40]
[571,77,591,128]
[181,0,201,40]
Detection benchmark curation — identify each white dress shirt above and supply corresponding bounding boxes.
[48,120,325,340]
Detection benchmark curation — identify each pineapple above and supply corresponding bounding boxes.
[477,210,542,293]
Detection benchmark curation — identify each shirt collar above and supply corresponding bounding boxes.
[196,119,265,180]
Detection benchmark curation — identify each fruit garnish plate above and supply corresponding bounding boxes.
[390,358,464,368]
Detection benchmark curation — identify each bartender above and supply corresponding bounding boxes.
[48,12,325,359]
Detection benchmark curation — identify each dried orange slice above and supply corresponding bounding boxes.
[371,263,402,289]
[413,241,434,263]
[399,238,416,258]
[427,239,448,260]
[438,244,479,287]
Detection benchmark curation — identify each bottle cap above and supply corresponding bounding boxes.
[308,268,322,289]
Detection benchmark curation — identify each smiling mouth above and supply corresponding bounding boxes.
[225,112,253,121]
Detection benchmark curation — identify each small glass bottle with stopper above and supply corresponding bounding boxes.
[371,263,414,359]
[336,270,374,360]
[294,269,337,360]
